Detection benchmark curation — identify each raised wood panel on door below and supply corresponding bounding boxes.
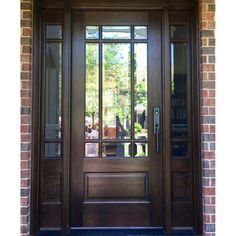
[85,173,148,200]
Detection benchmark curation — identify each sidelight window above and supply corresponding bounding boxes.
[170,25,190,158]
[43,25,63,158]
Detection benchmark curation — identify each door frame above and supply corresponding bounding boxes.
[31,0,202,235]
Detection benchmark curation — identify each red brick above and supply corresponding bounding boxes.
[209,90,215,97]
[22,63,32,71]
[21,98,31,106]
[202,125,209,132]
[210,125,215,133]
[21,134,31,142]
[21,197,29,206]
[21,170,30,179]
[21,81,31,89]
[21,161,30,170]
[201,90,208,98]
[21,2,32,10]
[22,45,32,53]
[211,215,215,223]
[21,71,31,80]
[204,214,210,223]
[209,108,215,115]
[21,152,30,160]
[202,98,215,106]
[201,64,215,72]
[21,89,31,97]
[23,11,32,19]
[203,187,215,195]
[23,28,32,37]
[21,179,30,188]
[21,124,30,133]
[200,72,208,81]
[21,115,30,124]
[21,54,31,63]
[202,107,209,115]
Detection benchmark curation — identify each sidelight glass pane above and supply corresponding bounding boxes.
[102,143,131,157]
[170,26,187,40]
[102,26,131,39]
[102,43,131,139]
[171,43,188,138]
[46,25,62,39]
[134,43,148,139]
[45,43,62,140]
[85,43,99,139]
[134,26,147,39]
[85,143,99,157]
[45,143,61,158]
[86,26,99,39]
[172,142,188,157]
[134,142,148,157]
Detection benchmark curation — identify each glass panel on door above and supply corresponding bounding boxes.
[84,25,148,158]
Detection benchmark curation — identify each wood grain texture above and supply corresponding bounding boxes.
[85,173,148,199]
[83,203,150,226]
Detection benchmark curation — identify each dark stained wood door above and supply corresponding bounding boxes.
[70,11,163,227]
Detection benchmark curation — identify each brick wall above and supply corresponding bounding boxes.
[20,0,32,235]
[199,0,215,235]
[20,0,216,235]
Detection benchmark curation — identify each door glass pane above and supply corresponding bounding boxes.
[134,26,147,39]
[46,25,62,39]
[134,43,148,139]
[45,142,61,158]
[85,43,99,139]
[86,26,99,39]
[170,26,187,40]
[102,26,131,39]
[134,142,148,157]
[102,143,131,157]
[85,143,99,157]
[45,43,62,140]
[171,43,188,138]
[102,43,131,139]
[172,142,188,157]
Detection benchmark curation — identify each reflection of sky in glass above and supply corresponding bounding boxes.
[102,26,131,39]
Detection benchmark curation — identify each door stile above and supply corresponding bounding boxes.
[62,7,71,234]
[148,11,163,227]
[162,8,172,234]
[71,12,85,226]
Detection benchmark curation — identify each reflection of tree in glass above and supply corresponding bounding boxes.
[103,43,131,136]
[134,47,147,108]
[86,44,99,125]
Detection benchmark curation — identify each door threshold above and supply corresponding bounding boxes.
[38,228,200,236]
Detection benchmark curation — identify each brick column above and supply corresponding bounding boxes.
[199,0,215,235]
[21,0,32,235]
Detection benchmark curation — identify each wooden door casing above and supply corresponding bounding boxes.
[33,1,202,235]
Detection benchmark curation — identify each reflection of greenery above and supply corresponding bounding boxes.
[103,43,130,129]
[134,122,142,134]
[86,44,99,123]
[134,45,147,108]
[86,43,147,135]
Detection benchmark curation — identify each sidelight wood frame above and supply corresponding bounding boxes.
[31,0,202,235]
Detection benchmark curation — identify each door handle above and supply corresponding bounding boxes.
[153,107,160,153]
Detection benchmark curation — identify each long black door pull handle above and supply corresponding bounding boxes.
[153,107,160,153]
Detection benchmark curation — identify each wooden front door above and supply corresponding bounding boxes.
[70,11,163,227]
